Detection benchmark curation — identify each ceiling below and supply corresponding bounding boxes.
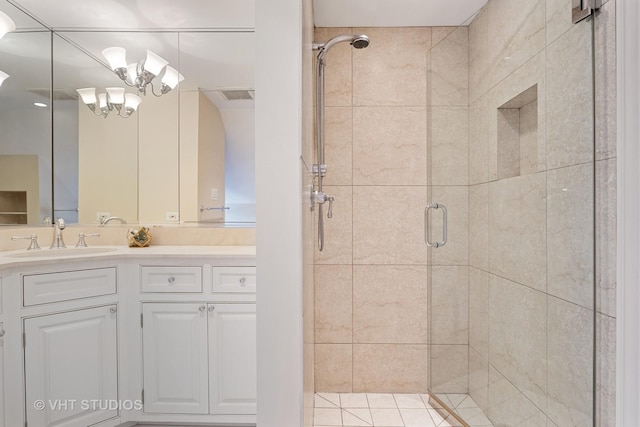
[313,0,488,28]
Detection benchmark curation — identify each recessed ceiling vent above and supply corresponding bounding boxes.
[219,90,254,101]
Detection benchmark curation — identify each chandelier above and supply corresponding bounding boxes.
[102,47,184,96]
[76,87,142,118]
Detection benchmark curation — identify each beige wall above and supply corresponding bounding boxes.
[312,26,469,393]
[0,155,40,224]
[138,90,179,223]
[179,92,226,222]
[197,93,226,222]
[78,100,138,223]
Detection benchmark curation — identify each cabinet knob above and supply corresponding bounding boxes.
[0,329,5,338]
[208,305,215,312]
[199,305,206,312]
[168,276,176,283]
[110,306,117,314]
[239,277,246,285]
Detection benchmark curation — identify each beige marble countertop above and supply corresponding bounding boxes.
[0,245,256,271]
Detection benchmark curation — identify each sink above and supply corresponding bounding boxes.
[5,247,118,258]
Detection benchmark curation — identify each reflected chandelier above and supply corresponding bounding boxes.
[102,47,184,96]
[76,87,142,118]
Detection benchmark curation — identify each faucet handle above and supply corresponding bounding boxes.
[12,235,41,251]
[55,217,66,229]
[76,233,100,248]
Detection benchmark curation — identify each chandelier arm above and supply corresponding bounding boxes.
[150,81,163,97]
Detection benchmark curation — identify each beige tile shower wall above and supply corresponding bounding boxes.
[313,26,469,394]
[468,0,616,425]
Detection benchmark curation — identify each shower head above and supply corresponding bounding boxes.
[313,34,370,61]
[351,35,370,49]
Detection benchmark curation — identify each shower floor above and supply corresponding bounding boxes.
[313,393,493,427]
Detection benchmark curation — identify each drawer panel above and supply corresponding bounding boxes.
[23,267,117,306]
[141,266,202,293]
[212,267,256,293]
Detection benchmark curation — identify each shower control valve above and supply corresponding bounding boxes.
[311,191,335,218]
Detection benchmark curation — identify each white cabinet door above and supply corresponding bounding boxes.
[142,303,209,414]
[24,305,118,427]
[208,304,257,414]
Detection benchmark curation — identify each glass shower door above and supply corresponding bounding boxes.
[426,2,601,426]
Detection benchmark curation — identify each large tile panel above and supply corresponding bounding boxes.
[315,185,353,265]
[353,344,429,392]
[595,0,617,160]
[469,267,489,358]
[430,345,468,393]
[486,0,545,89]
[429,107,469,186]
[353,107,427,186]
[469,95,489,185]
[353,27,431,107]
[489,275,547,411]
[596,158,616,317]
[315,264,353,343]
[315,27,353,107]
[469,184,489,270]
[488,173,547,291]
[547,163,594,309]
[353,186,428,264]
[323,107,353,186]
[547,296,593,426]
[429,26,469,107]
[596,313,616,427]
[430,266,469,345]
[469,6,489,104]
[315,344,353,392]
[353,265,429,344]
[546,22,594,170]
[469,347,489,413]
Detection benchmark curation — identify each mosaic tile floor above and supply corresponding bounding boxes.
[314,393,494,427]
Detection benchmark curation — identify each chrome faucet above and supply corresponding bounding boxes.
[100,216,127,226]
[50,218,66,249]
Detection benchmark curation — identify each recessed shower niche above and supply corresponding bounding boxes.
[497,85,539,180]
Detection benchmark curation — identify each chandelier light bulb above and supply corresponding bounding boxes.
[106,87,125,105]
[98,93,108,109]
[127,63,138,84]
[161,66,185,91]
[76,87,97,105]
[102,47,127,71]
[143,49,168,76]
[0,70,9,87]
[125,93,142,112]
[0,11,16,40]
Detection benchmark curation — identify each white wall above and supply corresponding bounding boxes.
[255,0,304,424]
[223,107,255,222]
[53,99,79,223]
[617,0,640,425]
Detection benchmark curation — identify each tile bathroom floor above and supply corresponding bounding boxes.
[314,393,494,427]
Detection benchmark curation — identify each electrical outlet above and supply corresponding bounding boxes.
[97,212,110,222]
[210,188,218,201]
[166,212,179,221]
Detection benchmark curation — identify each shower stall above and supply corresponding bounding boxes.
[309,0,615,425]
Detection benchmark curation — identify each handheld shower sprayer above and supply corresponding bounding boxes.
[312,34,370,251]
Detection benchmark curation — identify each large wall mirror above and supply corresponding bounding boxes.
[0,0,255,227]
[0,2,51,225]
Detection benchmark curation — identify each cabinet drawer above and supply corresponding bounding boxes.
[23,267,117,306]
[212,267,256,293]
[141,266,202,293]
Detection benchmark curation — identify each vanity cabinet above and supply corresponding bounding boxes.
[0,247,256,427]
[141,303,257,415]
[24,305,119,427]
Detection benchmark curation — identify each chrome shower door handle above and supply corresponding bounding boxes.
[424,203,447,248]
